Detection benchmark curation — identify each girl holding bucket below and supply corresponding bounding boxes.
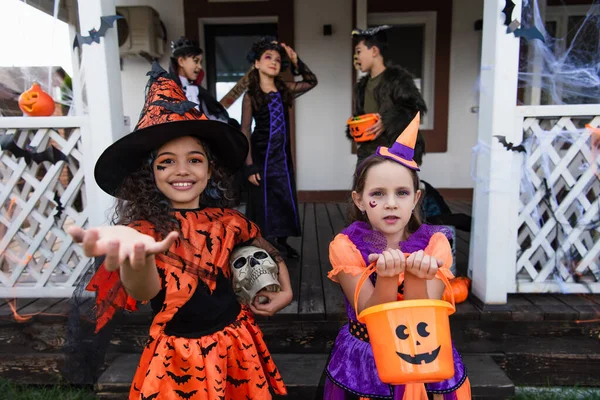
[321,112,471,399]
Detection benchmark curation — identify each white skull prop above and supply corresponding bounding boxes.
[230,246,280,304]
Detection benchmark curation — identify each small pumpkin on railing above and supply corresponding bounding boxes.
[18,82,56,117]
[442,276,471,304]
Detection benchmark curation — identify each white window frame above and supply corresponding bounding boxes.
[367,12,437,130]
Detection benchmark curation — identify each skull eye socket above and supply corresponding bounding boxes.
[417,322,430,337]
[233,257,247,269]
[395,324,409,340]
[254,251,269,260]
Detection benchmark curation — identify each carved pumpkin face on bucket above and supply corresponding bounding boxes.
[395,321,440,365]
[18,83,56,117]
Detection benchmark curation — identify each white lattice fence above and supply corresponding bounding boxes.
[516,106,600,293]
[0,117,91,297]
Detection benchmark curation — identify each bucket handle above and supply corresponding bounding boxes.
[353,263,456,322]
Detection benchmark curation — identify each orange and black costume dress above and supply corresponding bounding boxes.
[87,208,287,400]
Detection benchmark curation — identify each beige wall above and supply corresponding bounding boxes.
[419,0,483,188]
[294,0,355,190]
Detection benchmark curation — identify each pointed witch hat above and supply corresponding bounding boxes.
[376,112,421,171]
[94,62,248,197]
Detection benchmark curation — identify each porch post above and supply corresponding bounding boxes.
[469,0,522,303]
[75,0,125,226]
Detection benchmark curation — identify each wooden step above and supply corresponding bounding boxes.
[95,353,514,399]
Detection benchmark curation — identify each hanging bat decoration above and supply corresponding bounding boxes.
[73,15,124,49]
[506,19,545,42]
[0,135,68,165]
[502,0,516,27]
[494,135,527,153]
[53,193,65,222]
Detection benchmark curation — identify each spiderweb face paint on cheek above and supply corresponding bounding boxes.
[156,165,166,171]
[369,200,377,208]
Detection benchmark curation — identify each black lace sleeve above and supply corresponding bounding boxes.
[286,58,318,98]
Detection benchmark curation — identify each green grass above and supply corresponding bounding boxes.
[515,387,600,400]
[0,378,97,400]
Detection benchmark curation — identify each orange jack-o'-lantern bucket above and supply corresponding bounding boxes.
[354,264,456,385]
[347,113,379,142]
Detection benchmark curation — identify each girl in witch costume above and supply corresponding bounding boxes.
[241,37,317,258]
[169,36,231,123]
[67,62,292,400]
[321,114,471,399]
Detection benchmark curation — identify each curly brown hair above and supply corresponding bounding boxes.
[246,67,293,111]
[112,138,237,238]
[347,156,422,235]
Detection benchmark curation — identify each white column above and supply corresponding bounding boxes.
[76,0,125,226]
[469,0,522,304]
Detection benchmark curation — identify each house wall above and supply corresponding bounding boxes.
[116,0,185,128]
[294,0,355,191]
[419,0,483,189]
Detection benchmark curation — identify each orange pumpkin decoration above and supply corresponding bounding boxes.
[18,82,55,117]
[443,276,471,304]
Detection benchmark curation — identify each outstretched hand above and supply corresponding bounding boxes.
[68,226,178,271]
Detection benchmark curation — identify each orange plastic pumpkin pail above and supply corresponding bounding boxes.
[353,265,456,385]
[347,113,379,142]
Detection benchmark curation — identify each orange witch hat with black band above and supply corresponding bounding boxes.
[376,112,421,171]
[94,61,248,198]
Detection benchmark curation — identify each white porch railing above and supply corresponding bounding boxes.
[0,116,92,297]
[514,105,600,293]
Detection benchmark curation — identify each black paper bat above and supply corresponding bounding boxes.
[174,390,198,399]
[0,135,68,165]
[494,135,526,153]
[140,392,159,400]
[73,15,123,49]
[513,26,545,42]
[166,371,192,385]
[200,341,218,356]
[502,0,516,26]
[53,193,64,221]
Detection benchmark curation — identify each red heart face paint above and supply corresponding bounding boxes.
[369,200,377,208]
